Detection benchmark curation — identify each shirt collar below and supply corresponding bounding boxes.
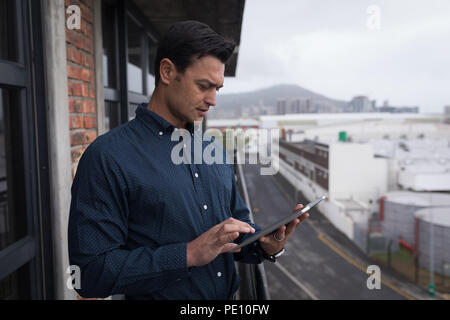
[135,103,195,135]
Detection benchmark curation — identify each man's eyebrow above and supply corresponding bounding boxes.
[196,79,223,89]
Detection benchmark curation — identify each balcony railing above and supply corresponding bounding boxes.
[234,152,270,300]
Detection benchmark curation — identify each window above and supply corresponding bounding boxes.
[0,0,18,62]
[102,1,117,89]
[147,38,156,95]
[0,0,51,299]
[104,101,120,132]
[127,17,143,94]
[0,89,27,251]
[0,262,30,299]
[101,1,158,131]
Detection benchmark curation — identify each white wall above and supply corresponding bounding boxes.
[329,143,388,203]
[399,172,450,191]
[41,0,77,300]
[278,159,355,240]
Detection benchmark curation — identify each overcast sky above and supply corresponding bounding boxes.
[221,0,450,113]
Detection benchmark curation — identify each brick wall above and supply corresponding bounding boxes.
[65,0,97,179]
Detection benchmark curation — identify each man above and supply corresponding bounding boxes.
[68,20,308,300]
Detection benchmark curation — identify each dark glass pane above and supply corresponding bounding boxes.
[127,17,142,94]
[104,101,120,131]
[0,88,27,251]
[102,1,117,88]
[0,262,31,299]
[0,0,18,62]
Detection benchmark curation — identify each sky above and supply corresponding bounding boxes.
[220,0,450,114]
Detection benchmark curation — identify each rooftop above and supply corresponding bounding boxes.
[384,191,450,207]
[415,207,450,227]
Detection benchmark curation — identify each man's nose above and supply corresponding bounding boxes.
[205,89,216,107]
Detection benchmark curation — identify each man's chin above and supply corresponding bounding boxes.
[193,116,205,123]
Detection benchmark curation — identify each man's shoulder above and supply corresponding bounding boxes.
[82,121,135,161]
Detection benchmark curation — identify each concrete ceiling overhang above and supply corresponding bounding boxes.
[132,0,245,77]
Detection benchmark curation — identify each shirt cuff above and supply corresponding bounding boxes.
[156,242,189,272]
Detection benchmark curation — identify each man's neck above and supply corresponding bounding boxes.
[147,88,187,129]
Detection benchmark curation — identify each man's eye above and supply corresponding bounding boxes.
[198,84,207,91]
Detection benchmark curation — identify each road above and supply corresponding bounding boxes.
[242,163,410,300]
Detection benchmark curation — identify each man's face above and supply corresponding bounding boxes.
[166,55,225,128]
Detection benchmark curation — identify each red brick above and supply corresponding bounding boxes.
[69,82,83,97]
[71,131,97,146]
[80,83,89,97]
[89,85,95,98]
[83,37,94,54]
[67,65,82,80]
[84,131,97,144]
[84,116,97,129]
[81,68,93,82]
[68,46,83,65]
[80,0,92,9]
[66,29,83,49]
[80,20,93,39]
[83,54,94,69]
[83,100,96,114]
[69,115,84,129]
[80,4,93,24]
[69,99,83,113]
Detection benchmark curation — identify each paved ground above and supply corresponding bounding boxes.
[242,163,434,300]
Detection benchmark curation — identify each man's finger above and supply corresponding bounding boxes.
[222,218,255,232]
[293,203,304,213]
[273,225,286,242]
[285,218,300,235]
[221,223,254,235]
[218,231,240,246]
[222,243,240,253]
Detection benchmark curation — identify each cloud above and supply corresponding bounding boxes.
[222,0,450,113]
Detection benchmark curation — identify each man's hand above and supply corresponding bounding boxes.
[258,204,309,256]
[187,217,255,267]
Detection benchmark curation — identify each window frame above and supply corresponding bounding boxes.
[102,0,159,129]
[0,0,53,299]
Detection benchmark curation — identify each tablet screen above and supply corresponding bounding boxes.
[230,195,326,251]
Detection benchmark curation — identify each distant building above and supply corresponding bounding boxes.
[347,96,373,113]
[276,99,287,115]
[445,106,450,124]
[376,100,419,113]
[289,98,302,114]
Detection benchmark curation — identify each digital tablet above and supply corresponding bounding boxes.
[230,195,326,251]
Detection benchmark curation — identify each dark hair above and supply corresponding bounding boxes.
[154,20,236,86]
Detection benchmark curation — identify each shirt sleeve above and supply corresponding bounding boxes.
[228,165,265,264]
[68,140,190,298]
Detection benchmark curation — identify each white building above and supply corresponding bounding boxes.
[264,112,450,251]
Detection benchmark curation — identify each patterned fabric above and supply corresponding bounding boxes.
[68,104,264,300]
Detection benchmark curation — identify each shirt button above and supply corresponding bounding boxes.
[203,205,208,210]
[217,272,222,277]
[159,131,163,136]
[195,173,199,178]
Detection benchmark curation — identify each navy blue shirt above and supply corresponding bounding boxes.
[68,104,265,300]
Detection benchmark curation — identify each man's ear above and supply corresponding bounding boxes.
[159,58,177,85]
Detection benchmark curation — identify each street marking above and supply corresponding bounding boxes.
[273,262,319,300]
[317,233,416,300]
